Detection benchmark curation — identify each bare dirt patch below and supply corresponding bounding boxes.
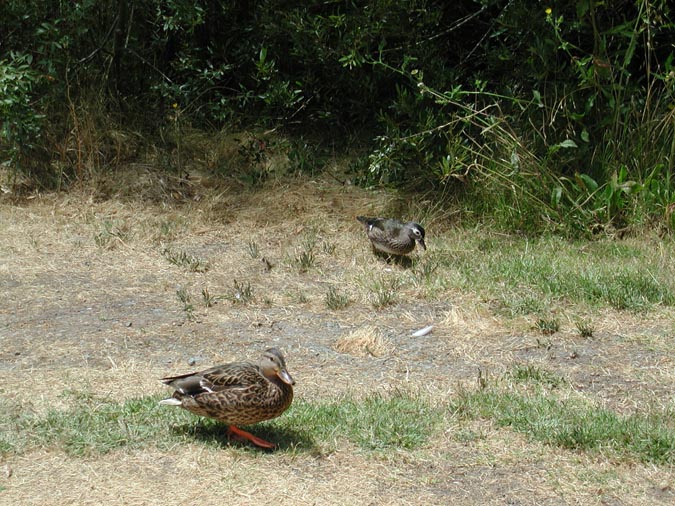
[2,176,675,505]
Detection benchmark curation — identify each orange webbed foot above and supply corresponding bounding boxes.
[228,425,276,449]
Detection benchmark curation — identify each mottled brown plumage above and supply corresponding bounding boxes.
[159,348,294,448]
[356,216,426,256]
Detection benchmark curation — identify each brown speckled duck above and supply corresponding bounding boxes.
[356,216,426,256]
[159,347,295,449]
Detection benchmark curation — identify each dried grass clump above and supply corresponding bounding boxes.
[334,326,390,357]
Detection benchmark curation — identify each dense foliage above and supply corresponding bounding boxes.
[1,0,674,234]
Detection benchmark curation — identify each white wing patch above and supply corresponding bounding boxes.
[199,379,215,393]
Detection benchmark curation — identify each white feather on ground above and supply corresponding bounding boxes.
[411,325,434,337]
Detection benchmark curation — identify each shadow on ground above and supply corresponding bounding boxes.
[172,422,319,453]
[372,249,414,268]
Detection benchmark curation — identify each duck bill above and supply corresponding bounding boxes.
[278,369,295,385]
[417,238,427,250]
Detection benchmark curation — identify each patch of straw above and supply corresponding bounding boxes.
[334,326,390,357]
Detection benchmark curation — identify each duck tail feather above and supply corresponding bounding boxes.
[158,398,182,406]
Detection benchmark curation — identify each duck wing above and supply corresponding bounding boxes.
[200,362,264,391]
[356,216,391,231]
[161,362,263,396]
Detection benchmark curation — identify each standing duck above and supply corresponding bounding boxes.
[159,347,295,449]
[356,216,426,256]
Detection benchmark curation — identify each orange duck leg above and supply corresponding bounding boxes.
[228,425,276,449]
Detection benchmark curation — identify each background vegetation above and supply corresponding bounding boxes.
[1,0,674,235]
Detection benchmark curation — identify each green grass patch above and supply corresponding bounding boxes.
[325,285,351,310]
[0,390,441,456]
[575,318,595,337]
[443,235,675,313]
[367,276,400,309]
[0,395,191,456]
[352,234,674,315]
[508,364,566,388]
[263,391,442,451]
[452,386,675,464]
[535,317,560,335]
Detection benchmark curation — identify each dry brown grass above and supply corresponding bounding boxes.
[2,162,675,505]
[2,428,675,506]
[334,325,391,357]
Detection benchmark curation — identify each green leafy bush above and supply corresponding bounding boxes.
[1,1,673,235]
[0,53,45,180]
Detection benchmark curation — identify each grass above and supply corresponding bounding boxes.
[414,257,440,282]
[281,391,441,451]
[508,364,566,388]
[5,166,675,504]
[535,317,560,335]
[294,231,318,272]
[4,378,674,465]
[325,285,351,310]
[453,390,675,464]
[348,233,675,317]
[247,239,259,258]
[440,235,675,314]
[1,394,190,456]
[230,279,254,304]
[161,247,210,272]
[0,390,441,456]
[201,287,217,307]
[157,217,185,241]
[322,241,336,255]
[295,248,316,272]
[368,276,400,309]
[94,220,128,249]
[575,318,595,337]
[334,326,389,357]
[176,287,194,318]
[451,365,675,464]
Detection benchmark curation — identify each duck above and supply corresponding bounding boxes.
[356,216,426,256]
[159,347,295,449]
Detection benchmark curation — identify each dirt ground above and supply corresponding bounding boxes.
[1,175,674,505]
